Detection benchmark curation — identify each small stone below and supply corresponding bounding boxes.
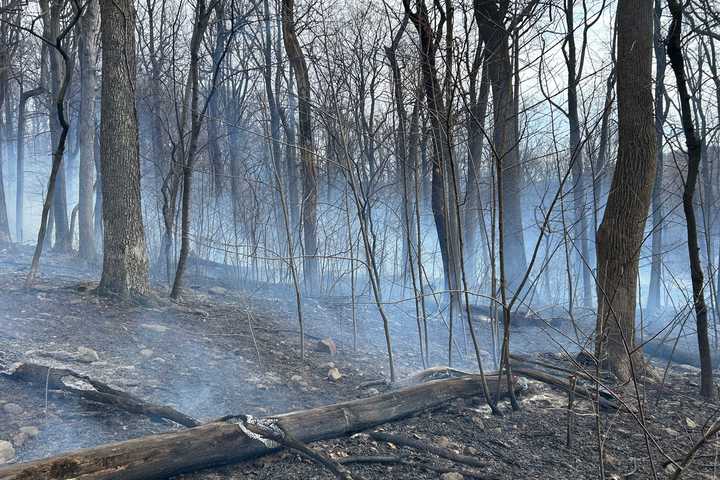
[436,436,451,448]
[19,427,39,438]
[209,286,227,295]
[140,349,154,358]
[76,346,100,363]
[471,416,485,430]
[328,367,343,382]
[0,441,15,463]
[316,338,337,356]
[366,388,380,396]
[12,432,28,448]
[141,323,169,333]
[463,446,478,456]
[291,375,303,382]
[440,473,464,480]
[3,403,23,416]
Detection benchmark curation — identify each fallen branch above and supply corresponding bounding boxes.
[338,455,496,479]
[0,373,512,480]
[2,362,200,427]
[369,431,485,469]
[511,367,619,411]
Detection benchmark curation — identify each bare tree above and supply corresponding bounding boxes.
[595,0,656,381]
[98,0,150,297]
[77,0,99,261]
[666,0,714,398]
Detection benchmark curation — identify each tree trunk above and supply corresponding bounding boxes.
[475,1,528,295]
[78,0,99,261]
[98,0,150,297]
[647,0,667,316]
[564,0,592,309]
[666,0,714,398]
[15,87,43,244]
[281,0,318,291]
[595,0,655,382]
[0,78,10,244]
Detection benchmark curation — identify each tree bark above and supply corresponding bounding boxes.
[595,0,656,382]
[98,0,150,297]
[78,0,99,261]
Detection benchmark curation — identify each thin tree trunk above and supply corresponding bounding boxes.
[647,0,667,315]
[78,0,99,261]
[666,0,714,398]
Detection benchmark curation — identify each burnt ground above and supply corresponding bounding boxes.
[0,246,719,479]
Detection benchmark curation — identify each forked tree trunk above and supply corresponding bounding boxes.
[595,0,655,382]
[77,0,99,261]
[98,0,150,297]
[281,0,318,291]
[474,0,528,296]
[666,0,714,398]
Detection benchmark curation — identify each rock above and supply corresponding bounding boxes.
[328,367,343,382]
[19,426,39,438]
[3,403,23,416]
[0,441,15,463]
[436,436,451,448]
[440,473,463,480]
[366,388,380,396]
[316,338,337,356]
[141,323,169,333]
[291,375,303,383]
[76,346,100,363]
[140,349,154,358]
[320,362,335,369]
[208,286,227,296]
[471,416,485,430]
[12,432,28,448]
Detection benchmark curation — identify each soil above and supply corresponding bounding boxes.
[0,245,719,479]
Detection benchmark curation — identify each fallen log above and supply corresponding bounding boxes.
[2,362,200,427]
[0,373,512,480]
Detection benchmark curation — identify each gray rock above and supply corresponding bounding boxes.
[440,473,464,480]
[3,403,23,416]
[208,286,227,295]
[141,323,169,333]
[0,441,15,463]
[19,426,39,438]
[140,349,154,358]
[76,346,100,363]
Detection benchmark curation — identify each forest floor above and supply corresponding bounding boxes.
[0,245,719,479]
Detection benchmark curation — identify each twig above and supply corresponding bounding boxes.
[369,431,485,469]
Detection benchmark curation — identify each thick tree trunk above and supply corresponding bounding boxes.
[0,373,511,480]
[666,0,714,398]
[595,0,655,382]
[78,0,99,261]
[98,0,150,297]
[281,0,318,291]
